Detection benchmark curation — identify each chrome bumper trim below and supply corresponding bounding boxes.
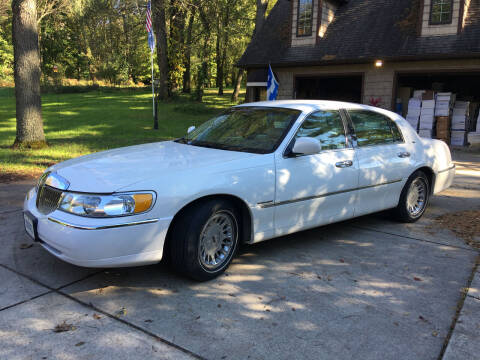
[48,217,159,230]
[437,164,456,174]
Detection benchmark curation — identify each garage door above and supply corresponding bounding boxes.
[295,75,363,103]
[395,72,480,119]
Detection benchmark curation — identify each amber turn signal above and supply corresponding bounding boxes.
[133,194,153,213]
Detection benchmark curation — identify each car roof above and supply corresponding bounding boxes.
[235,100,393,115]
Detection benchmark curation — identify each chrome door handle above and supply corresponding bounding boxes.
[397,152,411,158]
[335,160,353,168]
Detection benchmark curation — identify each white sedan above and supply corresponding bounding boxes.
[23,100,455,280]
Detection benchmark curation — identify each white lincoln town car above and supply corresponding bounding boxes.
[23,100,455,280]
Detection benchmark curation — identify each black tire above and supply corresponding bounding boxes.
[169,199,240,281]
[393,170,430,223]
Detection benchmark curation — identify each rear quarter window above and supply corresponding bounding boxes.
[348,110,403,146]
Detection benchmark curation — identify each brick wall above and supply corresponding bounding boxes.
[272,59,480,110]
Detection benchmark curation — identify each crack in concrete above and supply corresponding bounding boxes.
[438,254,480,360]
[0,290,53,312]
[466,294,480,301]
[349,224,477,252]
[0,263,206,360]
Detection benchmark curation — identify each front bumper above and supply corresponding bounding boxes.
[23,188,172,268]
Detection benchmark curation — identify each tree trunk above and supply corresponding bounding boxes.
[152,0,169,100]
[196,7,211,102]
[215,17,221,90]
[231,69,244,102]
[169,0,186,93]
[254,0,269,36]
[182,9,195,93]
[12,0,46,148]
[218,3,231,96]
[121,7,131,82]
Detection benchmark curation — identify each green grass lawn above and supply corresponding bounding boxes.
[0,87,244,179]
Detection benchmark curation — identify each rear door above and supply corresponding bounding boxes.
[274,109,359,236]
[345,109,414,216]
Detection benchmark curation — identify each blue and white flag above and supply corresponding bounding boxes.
[146,1,155,53]
[267,64,279,101]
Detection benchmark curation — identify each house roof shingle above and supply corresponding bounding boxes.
[238,0,480,68]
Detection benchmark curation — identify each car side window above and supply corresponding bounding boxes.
[348,110,397,146]
[295,110,347,151]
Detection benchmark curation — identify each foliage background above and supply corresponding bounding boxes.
[0,0,276,90]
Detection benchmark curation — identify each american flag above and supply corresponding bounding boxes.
[146,1,155,53]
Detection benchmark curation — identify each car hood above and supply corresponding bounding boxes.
[51,141,256,193]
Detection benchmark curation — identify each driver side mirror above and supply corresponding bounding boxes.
[187,125,196,134]
[288,137,322,157]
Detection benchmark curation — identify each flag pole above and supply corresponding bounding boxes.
[151,52,155,117]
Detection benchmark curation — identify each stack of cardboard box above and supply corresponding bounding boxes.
[434,93,454,144]
[435,92,455,116]
[468,111,480,148]
[451,101,469,146]
[436,116,451,144]
[418,91,436,138]
[406,98,421,130]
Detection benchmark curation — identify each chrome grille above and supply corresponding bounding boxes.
[36,185,63,215]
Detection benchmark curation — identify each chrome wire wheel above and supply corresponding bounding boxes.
[406,178,427,217]
[198,211,237,272]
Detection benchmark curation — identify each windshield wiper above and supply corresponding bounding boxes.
[175,137,190,144]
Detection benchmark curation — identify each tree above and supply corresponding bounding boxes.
[182,7,195,93]
[195,3,214,101]
[152,0,169,100]
[12,0,46,148]
[231,69,243,102]
[254,0,269,36]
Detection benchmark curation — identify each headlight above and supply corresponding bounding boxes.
[58,192,155,217]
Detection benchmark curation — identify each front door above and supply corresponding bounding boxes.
[274,109,359,236]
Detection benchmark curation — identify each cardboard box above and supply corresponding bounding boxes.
[451,131,466,146]
[421,107,435,115]
[422,91,435,100]
[422,100,436,109]
[452,115,467,130]
[435,109,450,116]
[413,90,426,99]
[468,132,480,148]
[408,98,421,108]
[436,116,451,132]
[406,115,419,130]
[419,129,432,138]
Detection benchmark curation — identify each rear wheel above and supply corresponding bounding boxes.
[393,171,430,223]
[169,199,240,281]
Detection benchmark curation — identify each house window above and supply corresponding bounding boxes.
[297,0,313,37]
[429,0,453,25]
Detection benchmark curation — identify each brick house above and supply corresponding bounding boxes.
[238,0,480,113]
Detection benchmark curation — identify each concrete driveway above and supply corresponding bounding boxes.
[1,151,479,360]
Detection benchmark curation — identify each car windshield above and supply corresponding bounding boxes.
[176,107,301,154]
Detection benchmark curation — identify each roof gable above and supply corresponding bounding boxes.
[238,0,480,67]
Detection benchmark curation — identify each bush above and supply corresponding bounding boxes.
[40,84,100,94]
[172,102,215,115]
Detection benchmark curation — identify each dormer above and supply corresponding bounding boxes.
[420,0,469,36]
[291,0,345,47]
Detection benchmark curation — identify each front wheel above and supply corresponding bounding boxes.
[393,171,430,223]
[169,199,240,281]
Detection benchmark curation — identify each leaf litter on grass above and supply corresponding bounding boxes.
[428,210,480,249]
